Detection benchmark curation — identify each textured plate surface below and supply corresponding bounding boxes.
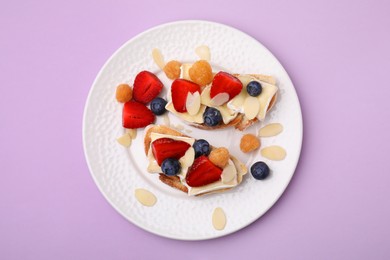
[83,20,302,240]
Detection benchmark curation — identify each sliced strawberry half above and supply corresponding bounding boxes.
[122,100,155,129]
[210,71,243,101]
[133,71,163,104]
[152,138,191,165]
[171,79,201,113]
[186,155,222,187]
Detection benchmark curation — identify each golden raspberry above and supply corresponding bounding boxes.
[240,134,260,153]
[115,84,132,103]
[189,60,213,86]
[163,60,182,80]
[209,147,229,168]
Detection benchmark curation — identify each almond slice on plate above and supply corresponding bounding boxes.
[116,133,132,147]
[212,207,226,230]
[195,45,211,61]
[261,146,286,161]
[135,188,157,207]
[152,48,165,69]
[258,123,283,137]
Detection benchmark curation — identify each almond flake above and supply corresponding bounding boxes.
[179,147,195,168]
[258,123,283,137]
[152,48,165,69]
[211,93,229,106]
[261,146,286,161]
[195,45,211,61]
[135,188,157,207]
[212,207,226,230]
[221,164,236,184]
[186,92,201,116]
[116,133,132,147]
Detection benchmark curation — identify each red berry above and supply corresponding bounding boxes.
[122,100,155,129]
[210,72,242,101]
[152,138,191,165]
[171,79,201,113]
[133,71,163,104]
[186,156,222,187]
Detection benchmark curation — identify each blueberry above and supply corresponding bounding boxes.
[246,81,262,97]
[203,107,222,126]
[150,97,167,115]
[161,158,181,176]
[250,161,270,180]
[193,139,210,158]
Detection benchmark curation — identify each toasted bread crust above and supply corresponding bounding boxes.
[159,175,188,193]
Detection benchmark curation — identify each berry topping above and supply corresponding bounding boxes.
[193,139,211,158]
[240,134,260,153]
[210,72,243,102]
[186,156,222,187]
[161,158,181,176]
[171,79,201,113]
[203,107,222,126]
[133,71,163,104]
[122,100,155,129]
[250,161,270,180]
[189,60,213,86]
[115,84,133,103]
[163,60,182,80]
[246,81,262,97]
[152,138,191,165]
[150,97,167,115]
[209,147,229,168]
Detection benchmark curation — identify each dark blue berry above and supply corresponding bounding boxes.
[161,158,181,176]
[193,139,210,158]
[246,81,262,97]
[150,97,167,115]
[203,107,222,126]
[250,161,270,180]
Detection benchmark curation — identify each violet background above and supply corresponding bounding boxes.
[1,0,390,259]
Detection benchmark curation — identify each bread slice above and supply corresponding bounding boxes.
[167,74,277,131]
[144,125,247,196]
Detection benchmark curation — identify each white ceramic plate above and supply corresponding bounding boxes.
[83,20,302,240]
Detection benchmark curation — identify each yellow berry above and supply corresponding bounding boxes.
[189,60,213,86]
[163,60,182,80]
[209,147,229,168]
[240,134,260,153]
[116,84,132,103]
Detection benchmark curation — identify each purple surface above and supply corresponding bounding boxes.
[1,0,390,259]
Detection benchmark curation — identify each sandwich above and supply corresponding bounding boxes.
[144,125,247,196]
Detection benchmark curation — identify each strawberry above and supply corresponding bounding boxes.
[152,138,191,165]
[210,71,243,101]
[186,155,222,187]
[171,79,201,113]
[122,100,155,129]
[133,71,163,104]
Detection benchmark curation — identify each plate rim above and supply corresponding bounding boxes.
[82,19,303,240]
